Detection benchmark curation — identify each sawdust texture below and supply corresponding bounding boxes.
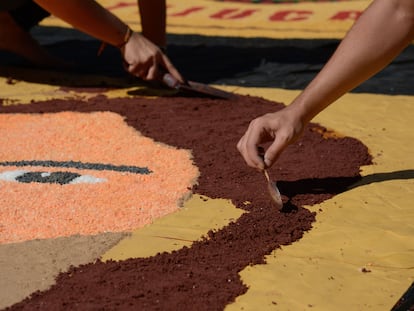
[0,232,127,309]
[0,112,198,244]
[0,94,372,310]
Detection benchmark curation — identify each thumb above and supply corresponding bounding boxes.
[263,138,286,168]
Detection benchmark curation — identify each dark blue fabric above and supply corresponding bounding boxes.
[7,0,50,30]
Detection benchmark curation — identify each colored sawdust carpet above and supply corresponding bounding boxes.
[0,112,197,244]
[1,94,371,310]
[0,0,413,310]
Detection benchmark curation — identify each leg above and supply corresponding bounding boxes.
[0,3,68,68]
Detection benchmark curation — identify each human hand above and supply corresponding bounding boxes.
[237,106,306,170]
[121,31,183,83]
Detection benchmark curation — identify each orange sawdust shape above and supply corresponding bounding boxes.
[0,112,199,244]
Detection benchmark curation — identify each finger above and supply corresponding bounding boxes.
[242,125,266,170]
[263,135,288,168]
[128,63,148,80]
[145,56,158,81]
[245,138,265,170]
[159,53,185,83]
[236,135,259,169]
[127,62,139,75]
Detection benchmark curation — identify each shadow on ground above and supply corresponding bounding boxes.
[0,26,413,95]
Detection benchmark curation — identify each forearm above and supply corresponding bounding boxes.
[291,0,414,123]
[138,0,166,47]
[34,0,128,47]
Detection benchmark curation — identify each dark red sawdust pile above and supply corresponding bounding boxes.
[2,94,372,310]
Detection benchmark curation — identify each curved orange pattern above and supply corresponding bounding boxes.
[0,112,198,244]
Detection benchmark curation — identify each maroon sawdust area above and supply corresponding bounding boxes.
[1,93,372,310]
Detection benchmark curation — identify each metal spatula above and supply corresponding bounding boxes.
[257,146,283,209]
[263,169,283,209]
[162,73,236,99]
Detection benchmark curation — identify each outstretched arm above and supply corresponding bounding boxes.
[238,0,414,170]
[34,0,183,82]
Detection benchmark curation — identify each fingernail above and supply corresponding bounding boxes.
[256,161,263,170]
[264,157,271,168]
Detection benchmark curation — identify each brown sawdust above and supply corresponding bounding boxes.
[1,93,372,310]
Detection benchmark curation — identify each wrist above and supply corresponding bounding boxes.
[97,25,133,56]
[286,99,312,126]
[116,26,133,49]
